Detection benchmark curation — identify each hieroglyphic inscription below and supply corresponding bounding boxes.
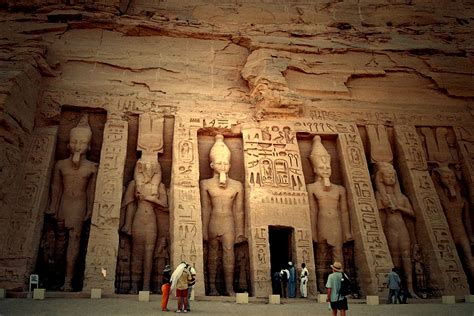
[170,116,205,296]
[337,131,392,293]
[4,127,58,287]
[395,125,469,295]
[244,124,304,191]
[83,118,128,294]
[253,226,270,293]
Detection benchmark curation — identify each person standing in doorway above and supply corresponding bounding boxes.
[280,267,289,298]
[288,262,297,298]
[326,262,348,316]
[300,263,309,298]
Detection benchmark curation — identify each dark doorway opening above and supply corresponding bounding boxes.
[269,225,293,276]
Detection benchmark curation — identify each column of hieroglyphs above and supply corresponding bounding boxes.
[169,115,205,296]
[83,115,128,294]
[242,122,315,297]
[335,122,392,295]
[454,127,474,207]
[394,125,469,296]
[0,127,57,289]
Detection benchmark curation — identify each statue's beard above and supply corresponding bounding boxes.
[72,152,82,169]
[219,172,227,188]
[446,184,457,198]
[323,177,331,191]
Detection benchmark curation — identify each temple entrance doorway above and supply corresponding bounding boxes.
[269,226,293,294]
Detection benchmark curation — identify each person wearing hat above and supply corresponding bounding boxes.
[161,264,172,311]
[288,261,297,298]
[326,261,348,316]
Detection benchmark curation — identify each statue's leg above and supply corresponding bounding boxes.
[315,242,328,293]
[54,225,67,290]
[63,226,82,291]
[142,229,157,291]
[207,238,220,295]
[400,233,418,298]
[222,233,235,296]
[130,234,145,293]
[458,235,474,278]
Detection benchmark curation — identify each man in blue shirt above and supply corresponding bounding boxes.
[387,267,402,304]
[326,261,348,316]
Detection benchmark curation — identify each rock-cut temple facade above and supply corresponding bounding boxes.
[0,0,473,299]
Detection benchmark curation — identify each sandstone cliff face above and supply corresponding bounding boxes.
[0,1,473,294]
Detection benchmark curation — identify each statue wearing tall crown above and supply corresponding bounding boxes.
[306,136,352,293]
[47,114,98,291]
[200,135,245,296]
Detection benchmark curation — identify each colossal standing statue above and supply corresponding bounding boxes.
[432,166,474,279]
[121,156,168,293]
[373,162,417,297]
[200,134,245,296]
[307,135,352,292]
[47,115,98,291]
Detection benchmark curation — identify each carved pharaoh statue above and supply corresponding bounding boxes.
[200,134,245,296]
[373,162,417,297]
[47,114,98,291]
[432,166,474,279]
[306,135,352,292]
[121,155,168,293]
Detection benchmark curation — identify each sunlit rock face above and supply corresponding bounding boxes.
[0,0,473,298]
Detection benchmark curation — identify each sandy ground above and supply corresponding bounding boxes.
[1,296,473,316]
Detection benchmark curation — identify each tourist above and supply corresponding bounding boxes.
[300,263,309,298]
[186,266,197,312]
[326,262,348,316]
[280,267,289,298]
[387,267,402,304]
[161,265,172,311]
[288,261,297,298]
[171,262,192,313]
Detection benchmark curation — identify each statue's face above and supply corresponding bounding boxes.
[382,168,396,186]
[439,169,456,187]
[314,158,331,178]
[211,158,230,174]
[69,131,90,155]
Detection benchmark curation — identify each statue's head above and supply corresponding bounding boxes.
[433,166,457,197]
[309,135,332,187]
[375,162,397,187]
[68,114,92,168]
[135,155,162,183]
[209,134,231,187]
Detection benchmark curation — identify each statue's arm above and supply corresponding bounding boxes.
[121,181,137,235]
[200,181,211,241]
[307,185,318,243]
[340,186,352,241]
[48,162,62,217]
[85,163,98,221]
[234,182,245,243]
[463,200,474,243]
[145,183,168,208]
[399,195,416,218]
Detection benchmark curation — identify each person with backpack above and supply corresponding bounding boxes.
[326,261,349,316]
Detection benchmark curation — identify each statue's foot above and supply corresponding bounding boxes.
[60,283,73,292]
[226,290,235,296]
[208,289,219,296]
[408,291,420,299]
